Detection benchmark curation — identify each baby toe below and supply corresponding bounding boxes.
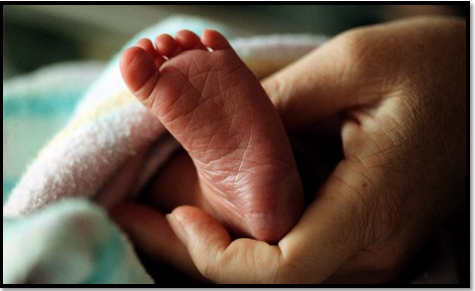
[201,30,232,51]
[155,34,181,58]
[175,30,207,51]
[136,38,165,68]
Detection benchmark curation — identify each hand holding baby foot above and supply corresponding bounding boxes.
[119,30,304,243]
[115,17,466,283]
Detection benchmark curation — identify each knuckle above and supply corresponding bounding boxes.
[333,27,401,97]
[335,29,373,72]
[261,74,287,113]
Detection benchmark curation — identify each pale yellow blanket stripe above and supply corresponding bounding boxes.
[38,90,137,159]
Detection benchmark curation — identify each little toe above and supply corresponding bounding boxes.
[201,30,232,51]
[155,34,182,58]
[175,30,207,51]
[120,46,159,98]
[136,38,165,68]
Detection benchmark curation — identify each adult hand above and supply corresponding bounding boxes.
[112,16,466,283]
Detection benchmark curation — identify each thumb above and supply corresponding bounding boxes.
[262,28,387,130]
[166,206,283,284]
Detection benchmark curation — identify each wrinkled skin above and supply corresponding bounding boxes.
[112,17,466,283]
[119,29,303,243]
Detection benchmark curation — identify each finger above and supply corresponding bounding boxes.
[168,157,378,283]
[261,28,387,130]
[167,206,283,284]
[109,203,204,281]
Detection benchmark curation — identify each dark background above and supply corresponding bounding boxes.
[3,5,467,81]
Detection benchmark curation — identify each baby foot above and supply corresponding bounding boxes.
[120,30,303,242]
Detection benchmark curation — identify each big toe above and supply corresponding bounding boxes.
[120,46,160,102]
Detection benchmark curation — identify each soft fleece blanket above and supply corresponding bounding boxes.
[3,16,326,284]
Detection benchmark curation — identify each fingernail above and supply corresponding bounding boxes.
[166,214,188,246]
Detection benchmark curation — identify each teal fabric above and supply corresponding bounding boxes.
[3,95,80,118]
[3,199,153,284]
[85,228,125,284]
[3,179,16,203]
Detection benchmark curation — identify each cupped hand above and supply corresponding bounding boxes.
[111,16,466,283]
